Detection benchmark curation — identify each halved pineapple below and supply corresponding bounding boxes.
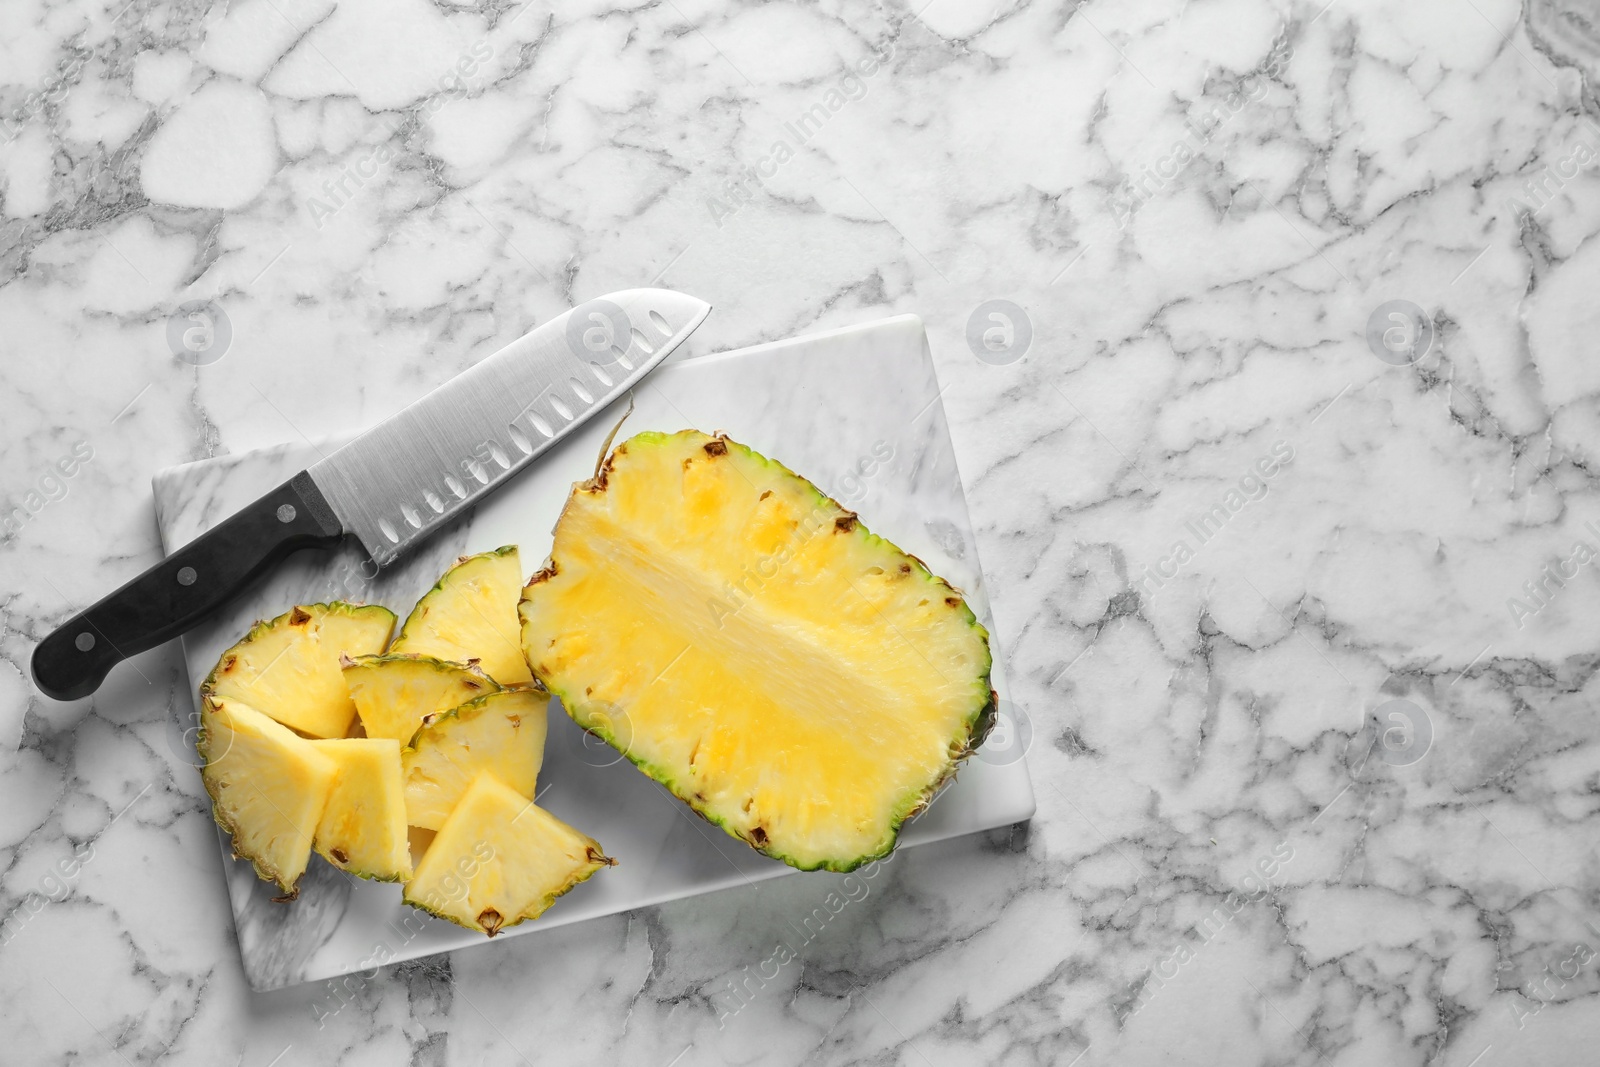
[391,547,532,685]
[519,430,994,872]
[205,603,396,738]
[401,688,548,830]
[198,693,340,896]
[404,770,612,935]
[344,653,500,743]
[308,738,411,881]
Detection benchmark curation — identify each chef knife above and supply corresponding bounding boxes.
[31,288,711,701]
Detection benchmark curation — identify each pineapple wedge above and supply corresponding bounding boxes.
[391,547,532,686]
[309,738,412,881]
[401,689,548,831]
[404,770,611,935]
[206,603,395,738]
[199,694,339,897]
[519,430,995,872]
[344,653,500,743]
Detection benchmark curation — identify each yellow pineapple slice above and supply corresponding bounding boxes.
[308,738,411,881]
[401,688,548,831]
[404,770,611,935]
[198,693,339,897]
[391,547,532,685]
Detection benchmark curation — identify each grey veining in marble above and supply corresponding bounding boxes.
[4,0,1600,1063]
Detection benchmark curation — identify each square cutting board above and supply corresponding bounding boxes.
[153,314,1036,991]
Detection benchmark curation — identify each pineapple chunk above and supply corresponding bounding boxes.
[344,653,500,743]
[404,770,611,935]
[519,430,995,872]
[401,689,548,831]
[199,694,339,896]
[391,547,532,685]
[309,738,412,881]
[206,603,395,738]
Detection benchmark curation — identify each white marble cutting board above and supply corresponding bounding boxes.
[151,314,1035,992]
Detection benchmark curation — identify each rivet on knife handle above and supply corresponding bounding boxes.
[30,472,344,701]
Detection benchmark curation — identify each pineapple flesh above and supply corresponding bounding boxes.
[199,694,340,896]
[391,547,532,686]
[404,770,611,935]
[344,653,500,742]
[206,603,395,738]
[519,430,995,872]
[401,688,549,831]
[309,738,412,881]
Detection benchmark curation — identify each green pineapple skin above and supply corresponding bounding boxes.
[521,430,997,874]
[346,651,500,679]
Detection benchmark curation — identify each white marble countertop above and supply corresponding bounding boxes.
[3,0,1599,1064]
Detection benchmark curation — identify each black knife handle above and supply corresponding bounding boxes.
[31,471,345,701]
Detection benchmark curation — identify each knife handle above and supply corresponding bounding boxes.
[30,472,345,701]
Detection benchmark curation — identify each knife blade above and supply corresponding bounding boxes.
[31,288,711,701]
